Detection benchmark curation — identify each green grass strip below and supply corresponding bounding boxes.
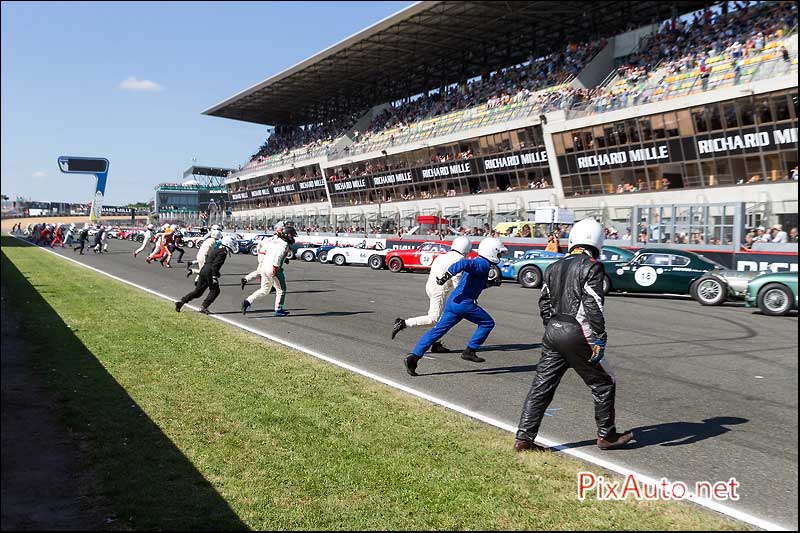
[1,237,743,530]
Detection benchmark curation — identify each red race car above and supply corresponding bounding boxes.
[385,241,481,273]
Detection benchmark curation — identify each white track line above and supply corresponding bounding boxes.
[6,233,789,531]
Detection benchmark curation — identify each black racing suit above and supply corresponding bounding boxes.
[169,234,185,263]
[179,245,227,309]
[516,250,617,441]
[74,229,89,254]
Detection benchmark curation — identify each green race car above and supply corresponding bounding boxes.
[744,271,798,316]
[500,246,634,289]
[604,248,723,296]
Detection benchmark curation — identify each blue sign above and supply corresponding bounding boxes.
[57,156,109,223]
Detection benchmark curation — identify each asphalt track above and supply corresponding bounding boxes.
[16,237,799,529]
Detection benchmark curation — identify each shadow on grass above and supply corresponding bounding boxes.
[1,242,247,530]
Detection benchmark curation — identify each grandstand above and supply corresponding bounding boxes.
[154,165,233,226]
[204,0,798,241]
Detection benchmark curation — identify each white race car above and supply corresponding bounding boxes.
[323,245,388,269]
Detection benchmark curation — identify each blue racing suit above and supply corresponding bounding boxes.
[411,256,495,357]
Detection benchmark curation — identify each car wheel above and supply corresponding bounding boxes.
[250,246,258,256]
[187,241,194,248]
[317,250,328,263]
[518,266,542,289]
[286,249,295,260]
[333,254,346,266]
[488,264,500,283]
[368,255,384,270]
[388,257,404,273]
[691,276,727,306]
[757,283,793,316]
[302,250,315,262]
[602,274,611,295]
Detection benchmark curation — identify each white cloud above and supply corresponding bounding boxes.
[118,76,163,92]
[32,171,46,179]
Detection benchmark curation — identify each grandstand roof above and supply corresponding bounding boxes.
[203,0,710,126]
[183,165,235,178]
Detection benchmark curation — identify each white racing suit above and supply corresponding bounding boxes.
[190,237,217,281]
[243,237,272,282]
[244,237,289,311]
[134,230,152,256]
[405,250,464,327]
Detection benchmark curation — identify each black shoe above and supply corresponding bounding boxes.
[198,307,210,315]
[461,347,485,363]
[242,300,250,315]
[391,318,406,339]
[430,341,448,353]
[186,269,192,278]
[175,301,183,313]
[404,354,419,377]
[240,277,247,290]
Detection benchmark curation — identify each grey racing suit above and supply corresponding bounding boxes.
[516,250,617,442]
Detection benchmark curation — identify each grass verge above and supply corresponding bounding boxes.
[1,236,744,530]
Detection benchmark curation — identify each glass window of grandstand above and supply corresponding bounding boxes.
[556,91,798,197]
[638,204,738,246]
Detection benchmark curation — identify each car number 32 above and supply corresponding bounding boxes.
[420,253,434,266]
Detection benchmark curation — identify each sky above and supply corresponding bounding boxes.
[1,1,413,205]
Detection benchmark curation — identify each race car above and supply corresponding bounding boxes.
[689,269,760,306]
[115,228,138,240]
[235,234,271,255]
[385,241,456,273]
[498,249,563,288]
[384,240,500,280]
[744,271,798,316]
[286,241,314,260]
[314,245,341,263]
[499,246,634,289]
[603,248,722,296]
[323,243,389,269]
[184,235,207,248]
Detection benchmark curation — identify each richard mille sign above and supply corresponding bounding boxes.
[697,127,797,154]
[577,145,669,169]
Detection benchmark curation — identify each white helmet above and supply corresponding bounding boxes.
[209,229,223,240]
[170,224,178,231]
[147,223,154,230]
[220,235,237,253]
[450,236,471,256]
[568,218,604,258]
[69,223,76,230]
[477,237,507,264]
[211,224,221,231]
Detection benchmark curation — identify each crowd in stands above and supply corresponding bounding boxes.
[238,2,796,170]
[243,110,365,169]
[350,38,606,148]
[741,223,797,248]
[568,1,797,112]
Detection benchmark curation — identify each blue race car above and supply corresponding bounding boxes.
[499,249,564,285]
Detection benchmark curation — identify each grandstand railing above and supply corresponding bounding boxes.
[343,84,571,158]
[238,140,336,175]
[564,33,799,120]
